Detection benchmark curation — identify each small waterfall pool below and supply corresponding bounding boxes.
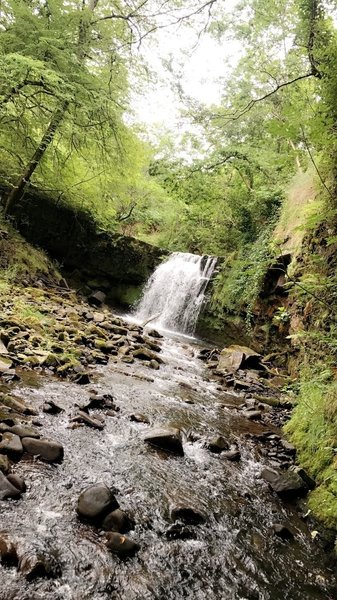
[134,252,217,335]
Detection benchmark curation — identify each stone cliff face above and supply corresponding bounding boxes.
[7,188,167,307]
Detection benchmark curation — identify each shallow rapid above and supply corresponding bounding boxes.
[0,330,335,600]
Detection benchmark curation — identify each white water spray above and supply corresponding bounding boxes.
[134,252,217,335]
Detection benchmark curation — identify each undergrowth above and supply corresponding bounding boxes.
[285,369,337,528]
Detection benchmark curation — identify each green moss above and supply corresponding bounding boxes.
[308,482,337,529]
[285,372,337,527]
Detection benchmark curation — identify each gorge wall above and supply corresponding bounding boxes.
[4,187,167,307]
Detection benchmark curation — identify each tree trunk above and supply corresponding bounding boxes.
[4,101,68,215]
[288,140,303,173]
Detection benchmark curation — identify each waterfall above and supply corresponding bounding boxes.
[134,252,217,335]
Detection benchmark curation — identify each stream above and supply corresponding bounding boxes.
[0,328,336,600]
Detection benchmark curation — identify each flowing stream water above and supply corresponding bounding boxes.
[0,254,336,600]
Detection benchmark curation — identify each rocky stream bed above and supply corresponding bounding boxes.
[0,288,336,599]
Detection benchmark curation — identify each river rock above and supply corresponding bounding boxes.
[208,436,229,454]
[144,428,184,456]
[170,505,206,524]
[261,466,313,500]
[22,437,64,462]
[18,551,60,580]
[272,523,294,540]
[218,345,262,373]
[42,400,64,415]
[0,357,12,373]
[88,290,106,307]
[72,372,91,385]
[72,410,105,430]
[7,473,26,492]
[0,471,22,499]
[0,432,23,459]
[105,532,139,557]
[10,424,41,438]
[83,393,118,411]
[0,455,10,474]
[279,439,296,456]
[0,534,18,566]
[147,329,163,339]
[77,483,119,521]
[101,509,134,532]
[222,449,241,462]
[244,410,262,420]
[165,523,195,540]
[129,413,150,424]
[133,348,163,364]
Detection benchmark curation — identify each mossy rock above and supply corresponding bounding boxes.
[57,360,80,376]
[0,394,27,414]
[0,455,10,474]
[86,325,108,339]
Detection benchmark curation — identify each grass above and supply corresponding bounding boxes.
[284,371,337,528]
[274,168,320,256]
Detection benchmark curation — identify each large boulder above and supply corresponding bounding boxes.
[22,437,64,462]
[77,483,119,522]
[261,466,315,500]
[217,345,262,373]
[144,428,184,456]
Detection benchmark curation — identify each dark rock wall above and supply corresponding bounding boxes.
[7,188,167,307]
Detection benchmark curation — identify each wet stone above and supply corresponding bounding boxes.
[106,532,139,557]
[8,424,40,439]
[272,523,295,540]
[165,523,195,540]
[22,437,64,463]
[18,551,60,581]
[77,483,119,522]
[7,473,26,493]
[42,400,64,415]
[88,290,106,307]
[101,509,134,533]
[0,534,18,567]
[72,372,91,385]
[144,428,184,456]
[0,471,22,500]
[208,436,229,454]
[129,413,150,424]
[147,329,163,339]
[0,432,23,459]
[261,467,312,500]
[0,455,10,474]
[279,439,296,456]
[222,449,241,462]
[170,505,206,525]
[84,393,117,411]
[244,410,262,420]
[72,410,105,430]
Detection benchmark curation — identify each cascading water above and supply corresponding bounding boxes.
[134,252,217,335]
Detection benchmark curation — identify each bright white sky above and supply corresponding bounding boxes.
[130,4,241,141]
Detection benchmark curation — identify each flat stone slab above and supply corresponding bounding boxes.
[144,428,184,456]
